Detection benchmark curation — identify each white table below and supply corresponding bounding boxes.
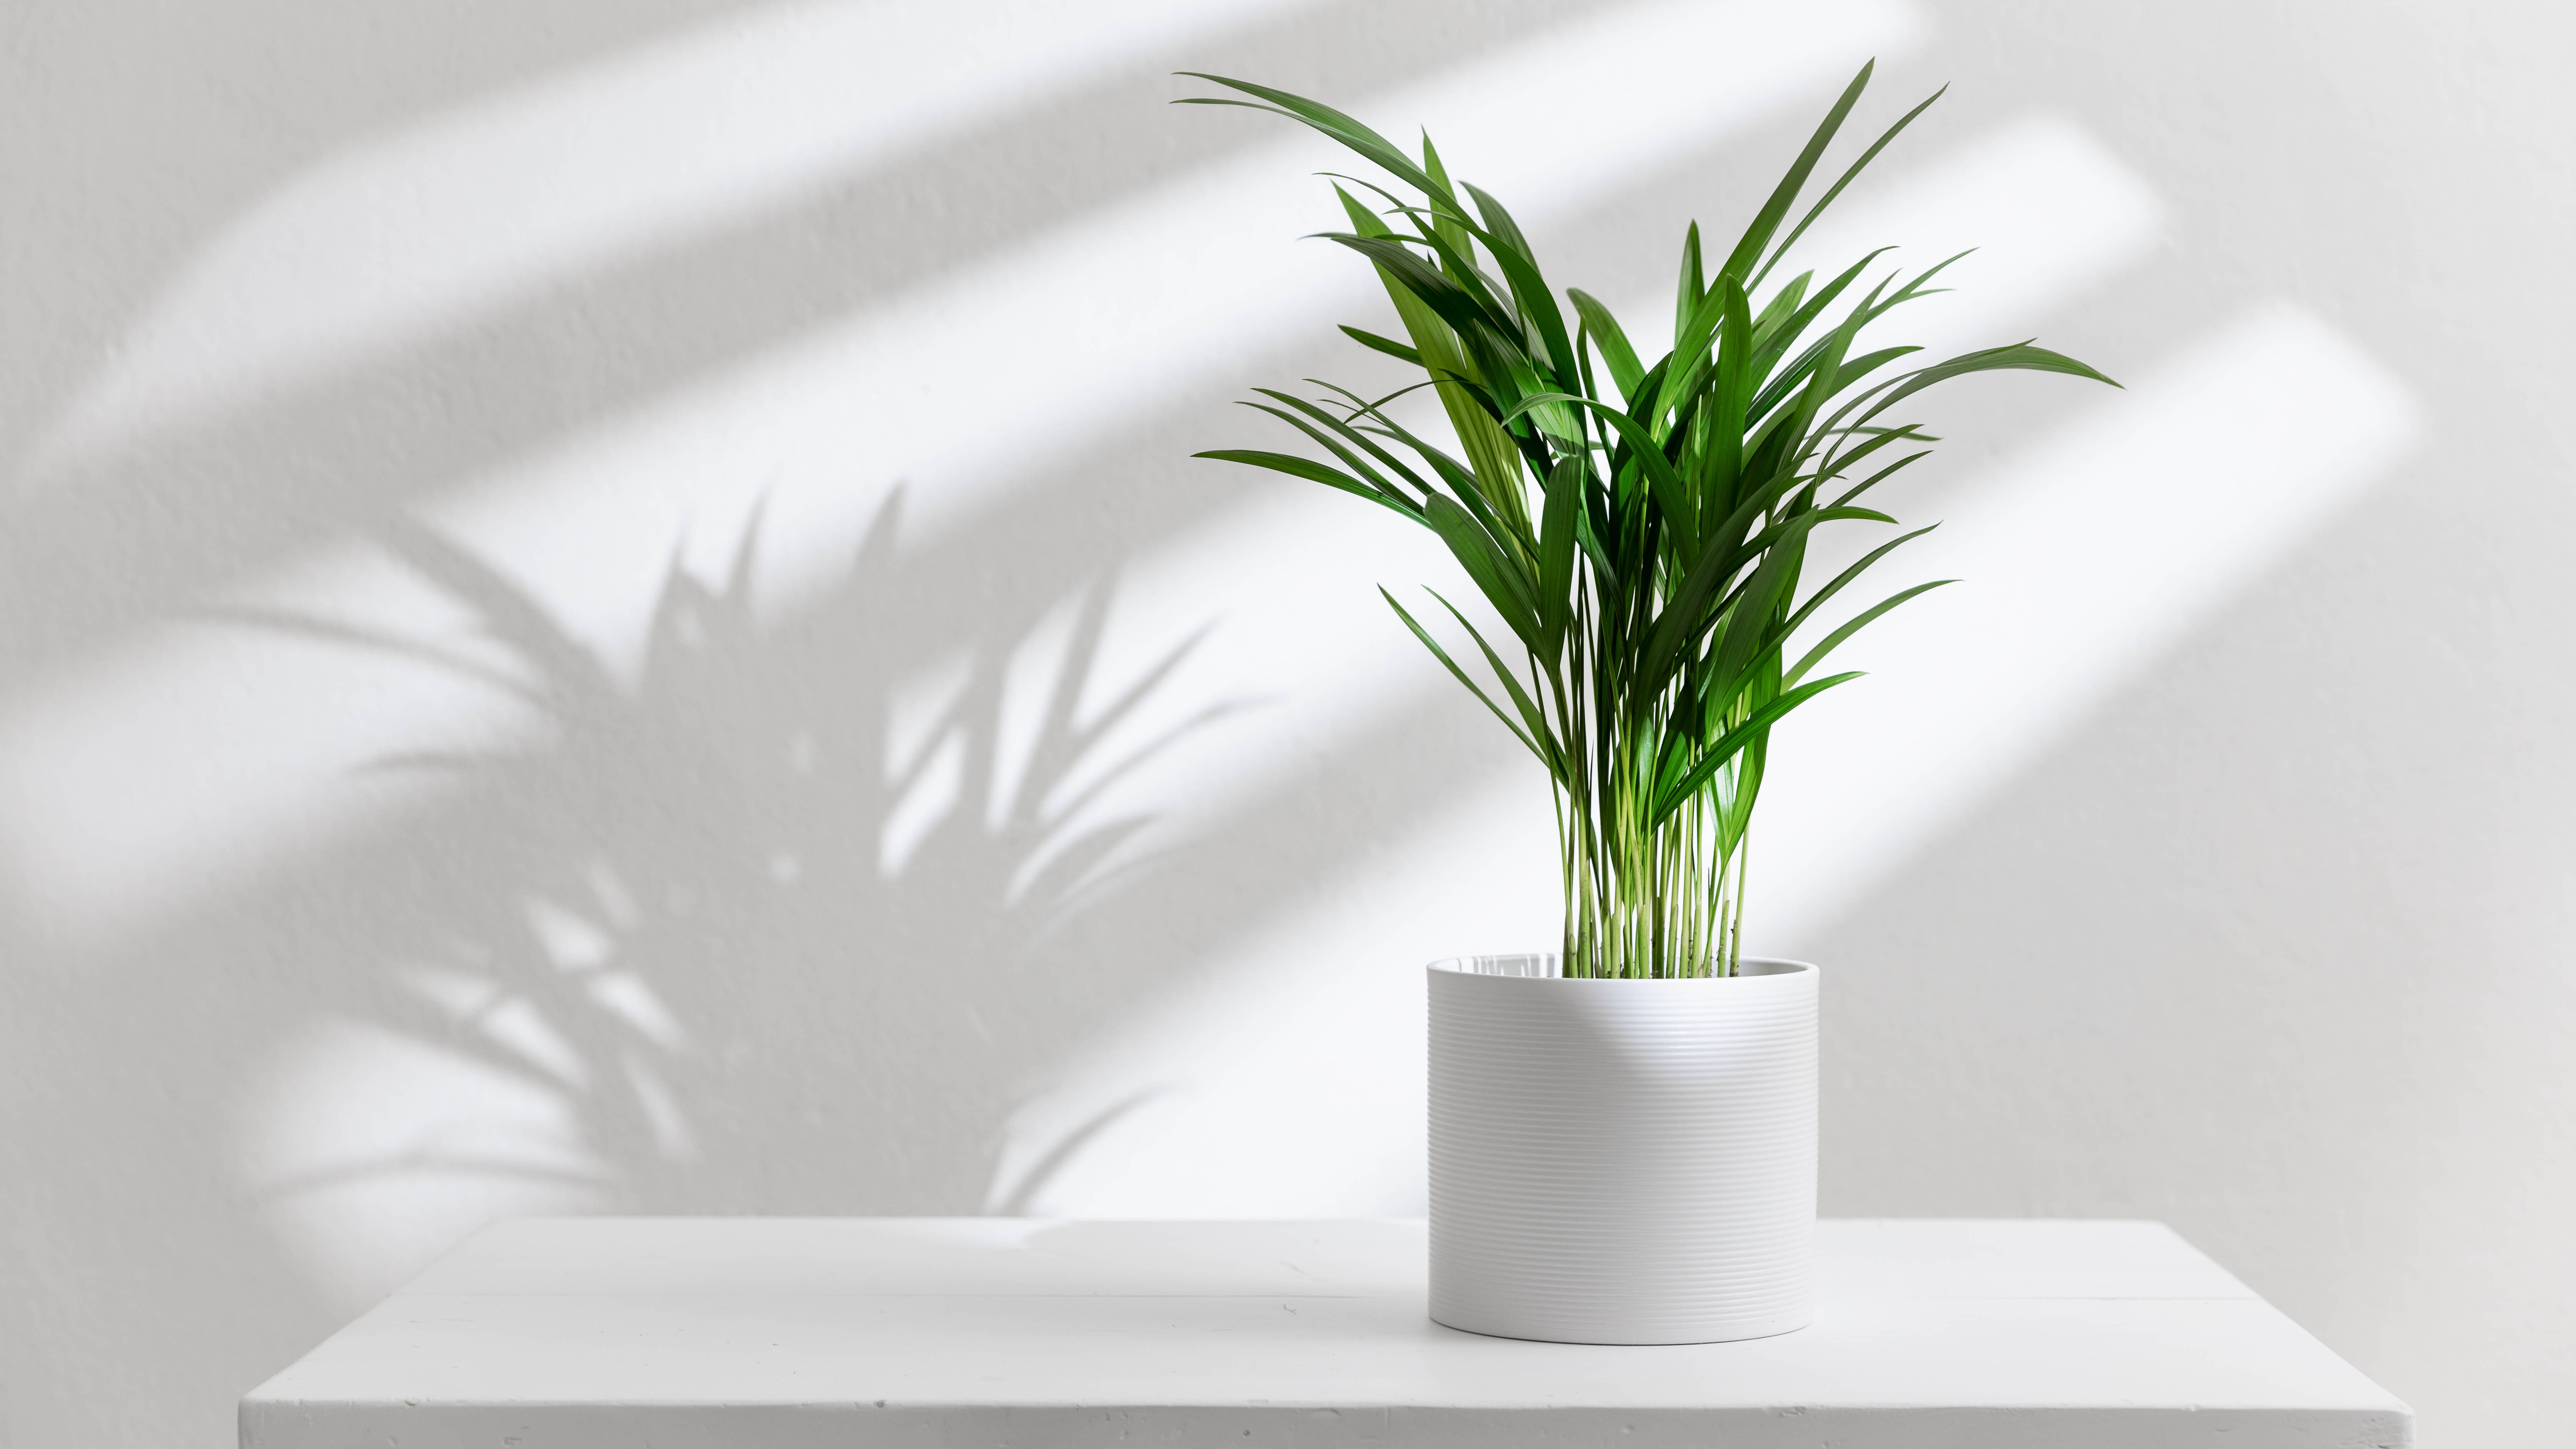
[242,1218,2409,1448]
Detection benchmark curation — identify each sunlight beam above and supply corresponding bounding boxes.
[1755,301,2420,949]
[30,0,1320,470]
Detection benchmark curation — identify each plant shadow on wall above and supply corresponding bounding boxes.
[230,497,1216,1281]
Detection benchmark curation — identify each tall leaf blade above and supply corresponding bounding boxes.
[1568,289,1646,400]
[1750,84,1947,290]
[1716,60,1875,284]
[1173,74,1452,203]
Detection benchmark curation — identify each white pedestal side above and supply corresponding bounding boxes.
[242,1218,2409,1449]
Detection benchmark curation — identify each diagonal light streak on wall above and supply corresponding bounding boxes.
[1769,114,2164,361]
[27,0,1321,471]
[0,0,1927,949]
[1754,302,2420,951]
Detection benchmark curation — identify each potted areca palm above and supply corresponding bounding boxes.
[1184,63,2114,1345]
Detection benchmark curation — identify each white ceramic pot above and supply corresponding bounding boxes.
[1426,953,1817,1345]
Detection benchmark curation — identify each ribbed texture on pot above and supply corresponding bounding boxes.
[1427,954,1817,1345]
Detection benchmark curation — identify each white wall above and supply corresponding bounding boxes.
[4,0,2570,1443]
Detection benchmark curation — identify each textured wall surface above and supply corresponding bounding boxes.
[3,1,2569,1444]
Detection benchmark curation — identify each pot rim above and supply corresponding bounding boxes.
[1428,953,1814,981]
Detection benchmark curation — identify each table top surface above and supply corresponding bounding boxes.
[245,1218,2408,1448]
